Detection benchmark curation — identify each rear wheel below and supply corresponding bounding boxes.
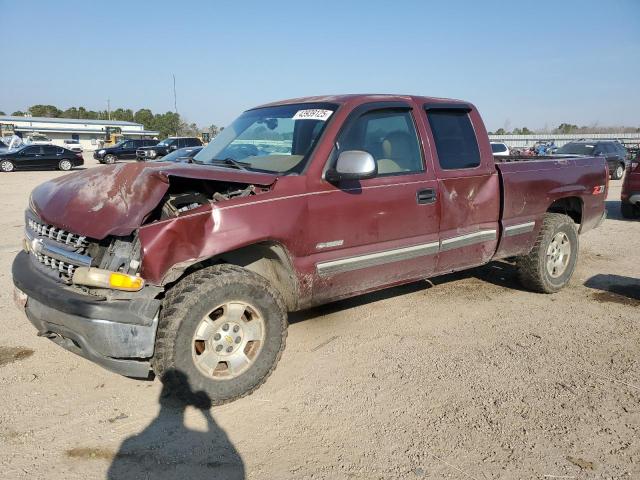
[104,154,117,164]
[58,159,72,171]
[516,213,579,293]
[1,160,14,172]
[152,264,288,405]
[612,163,625,180]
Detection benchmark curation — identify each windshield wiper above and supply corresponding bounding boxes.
[210,157,251,171]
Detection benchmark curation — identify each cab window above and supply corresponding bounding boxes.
[427,110,481,170]
[337,109,423,175]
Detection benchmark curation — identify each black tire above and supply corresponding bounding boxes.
[621,202,638,219]
[58,159,73,171]
[611,163,625,180]
[516,213,579,293]
[152,264,288,405]
[104,154,117,164]
[1,160,15,172]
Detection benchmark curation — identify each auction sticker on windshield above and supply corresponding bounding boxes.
[292,109,333,121]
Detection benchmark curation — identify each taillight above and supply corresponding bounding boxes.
[631,161,639,172]
[75,152,83,158]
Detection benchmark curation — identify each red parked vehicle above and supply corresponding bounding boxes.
[12,95,608,404]
[621,153,640,218]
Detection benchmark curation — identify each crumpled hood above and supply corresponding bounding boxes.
[30,161,278,239]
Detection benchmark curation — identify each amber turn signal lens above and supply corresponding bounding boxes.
[108,272,145,291]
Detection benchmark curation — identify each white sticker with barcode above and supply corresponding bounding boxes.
[292,109,333,121]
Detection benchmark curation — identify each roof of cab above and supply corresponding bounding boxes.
[254,94,469,109]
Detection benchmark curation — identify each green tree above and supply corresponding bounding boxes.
[134,109,154,129]
[555,123,578,134]
[0,111,5,115]
[152,112,181,138]
[111,108,134,122]
[521,127,532,134]
[494,128,506,135]
[28,104,62,117]
[11,111,25,116]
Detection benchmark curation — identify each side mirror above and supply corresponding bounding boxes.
[326,150,377,182]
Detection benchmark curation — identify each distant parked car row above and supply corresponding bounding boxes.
[0,145,84,172]
[492,139,629,180]
[554,140,628,180]
[93,137,202,164]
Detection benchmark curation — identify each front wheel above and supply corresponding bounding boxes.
[516,213,579,293]
[612,163,625,180]
[1,160,15,172]
[58,159,73,171]
[152,264,288,405]
[104,154,117,164]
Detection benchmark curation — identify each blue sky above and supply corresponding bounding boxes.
[2,0,639,130]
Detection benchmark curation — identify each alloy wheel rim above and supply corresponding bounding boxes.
[60,160,71,170]
[546,232,571,278]
[1,161,13,172]
[616,166,624,178]
[192,301,265,380]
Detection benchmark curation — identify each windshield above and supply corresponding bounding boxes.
[193,103,337,174]
[157,139,172,147]
[556,143,595,155]
[160,146,202,162]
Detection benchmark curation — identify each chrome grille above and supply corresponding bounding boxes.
[27,218,88,249]
[25,211,93,282]
[35,252,76,277]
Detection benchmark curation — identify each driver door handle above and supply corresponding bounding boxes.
[417,188,436,204]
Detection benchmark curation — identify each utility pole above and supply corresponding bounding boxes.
[107,98,111,120]
[172,74,178,135]
[173,74,178,114]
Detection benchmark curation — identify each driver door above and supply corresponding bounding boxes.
[306,102,440,303]
[20,146,48,168]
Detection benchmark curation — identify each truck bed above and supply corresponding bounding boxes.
[493,155,608,259]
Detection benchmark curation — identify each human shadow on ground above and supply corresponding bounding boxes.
[107,369,244,480]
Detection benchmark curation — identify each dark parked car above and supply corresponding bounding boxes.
[153,146,203,163]
[555,140,627,180]
[621,153,640,218]
[94,139,158,164]
[136,137,202,161]
[0,145,83,172]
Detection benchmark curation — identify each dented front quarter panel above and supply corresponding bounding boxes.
[30,162,277,239]
[137,175,310,287]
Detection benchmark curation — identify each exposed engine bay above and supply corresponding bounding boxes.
[154,177,260,220]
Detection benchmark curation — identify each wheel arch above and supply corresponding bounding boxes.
[165,241,299,311]
[546,196,583,226]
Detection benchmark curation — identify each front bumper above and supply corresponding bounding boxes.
[12,251,160,378]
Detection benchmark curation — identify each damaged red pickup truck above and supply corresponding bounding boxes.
[13,95,607,404]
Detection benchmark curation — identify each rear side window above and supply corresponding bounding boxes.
[43,145,58,154]
[491,143,507,153]
[426,110,481,169]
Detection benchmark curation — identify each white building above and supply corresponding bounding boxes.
[0,115,159,151]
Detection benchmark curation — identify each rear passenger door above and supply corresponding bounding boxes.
[308,102,441,302]
[423,104,500,273]
[42,145,62,168]
[120,141,137,159]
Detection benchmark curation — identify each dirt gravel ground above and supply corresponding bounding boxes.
[0,154,638,480]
